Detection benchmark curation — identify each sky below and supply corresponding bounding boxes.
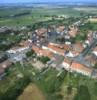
[0,0,97,3]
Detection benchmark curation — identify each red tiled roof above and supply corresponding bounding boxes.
[72,42,84,53]
[39,49,53,58]
[19,40,31,47]
[32,45,41,54]
[36,28,47,36]
[32,45,53,58]
[71,62,93,73]
[68,26,78,37]
[48,44,65,55]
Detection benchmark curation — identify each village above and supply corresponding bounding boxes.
[0,16,97,80]
[1,1,97,99]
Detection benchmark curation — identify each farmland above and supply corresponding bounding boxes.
[0,6,92,27]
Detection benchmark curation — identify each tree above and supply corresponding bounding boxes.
[38,56,50,64]
[26,50,34,57]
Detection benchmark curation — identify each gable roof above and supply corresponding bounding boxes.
[71,62,93,73]
[35,28,47,36]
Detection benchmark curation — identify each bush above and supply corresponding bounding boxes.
[0,77,31,100]
[26,50,34,57]
[38,56,50,64]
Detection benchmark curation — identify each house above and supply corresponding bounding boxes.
[10,54,27,63]
[28,31,32,37]
[65,51,73,57]
[48,54,64,69]
[39,49,53,58]
[92,46,97,56]
[48,44,65,56]
[48,25,56,32]
[84,55,97,67]
[62,59,93,77]
[71,62,93,76]
[48,43,70,50]
[91,70,97,78]
[65,51,79,57]
[32,45,53,58]
[62,58,72,70]
[65,42,84,57]
[42,43,71,57]
[7,46,29,54]
[49,42,60,47]
[89,17,97,22]
[35,28,47,37]
[64,35,71,40]
[72,42,84,53]
[19,40,32,47]
[65,41,71,45]
[68,26,78,37]
[86,31,93,45]
[84,40,90,47]
[56,25,65,35]
[32,45,41,56]
[6,45,29,62]
[73,21,81,26]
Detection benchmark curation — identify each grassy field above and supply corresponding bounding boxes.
[0,61,97,100]
[0,7,86,27]
[0,6,97,27]
[60,73,97,100]
[18,83,45,100]
[74,7,97,13]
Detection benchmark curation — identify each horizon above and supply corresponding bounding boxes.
[0,0,97,4]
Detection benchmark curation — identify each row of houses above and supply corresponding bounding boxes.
[62,58,97,78]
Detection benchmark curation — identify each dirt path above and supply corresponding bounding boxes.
[18,83,45,100]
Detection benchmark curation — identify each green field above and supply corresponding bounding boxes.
[1,62,97,100]
[0,7,89,27]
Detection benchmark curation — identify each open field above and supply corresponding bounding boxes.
[1,6,97,27]
[88,18,97,22]
[73,7,97,13]
[0,62,97,100]
[0,7,87,27]
[74,7,97,11]
[18,83,45,100]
